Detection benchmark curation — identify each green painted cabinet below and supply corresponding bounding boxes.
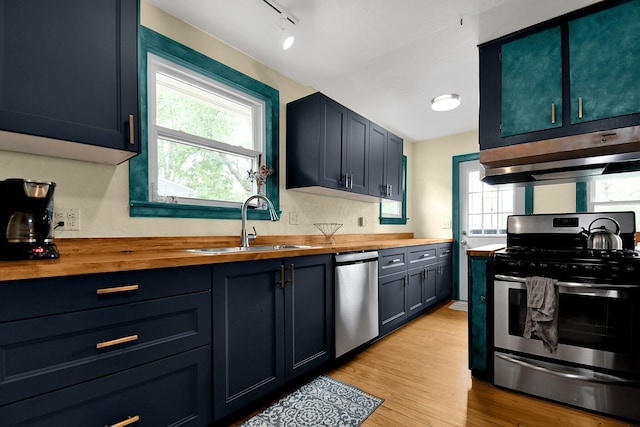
[468,255,494,381]
[480,0,640,150]
[569,0,640,124]
[501,26,562,137]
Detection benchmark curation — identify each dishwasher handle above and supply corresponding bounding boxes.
[335,251,379,265]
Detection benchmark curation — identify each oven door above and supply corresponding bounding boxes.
[494,275,640,374]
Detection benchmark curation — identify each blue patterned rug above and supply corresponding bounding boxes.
[240,375,384,426]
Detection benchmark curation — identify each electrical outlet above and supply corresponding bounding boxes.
[66,208,80,231]
[289,211,299,225]
[54,208,81,231]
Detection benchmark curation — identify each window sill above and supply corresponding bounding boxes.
[130,200,277,220]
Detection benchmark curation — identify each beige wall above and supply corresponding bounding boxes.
[409,130,578,238]
[0,2,413,239]
[410,130,479,238]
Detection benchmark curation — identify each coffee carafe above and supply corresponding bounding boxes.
[0,179,59,260]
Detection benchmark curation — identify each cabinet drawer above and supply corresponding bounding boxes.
[408,245,437,267]
[0,346,212,427]
[378,247,407,275]
[0,265,211,322]
[437,243,453,262]
[0,291,211,406]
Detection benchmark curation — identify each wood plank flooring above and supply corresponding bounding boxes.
[232,302,639,426]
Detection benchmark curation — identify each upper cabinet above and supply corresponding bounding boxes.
[286,92,403,203]
[479,0,640,151]
[568,0,640,124]
[500,26,563,137]
[0,0,140,165]
[370,123,403,201]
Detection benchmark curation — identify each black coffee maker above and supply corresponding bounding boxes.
[0,179,59,260]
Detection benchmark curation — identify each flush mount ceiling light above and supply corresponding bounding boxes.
[262,0,298,51]
[431,93,461,112]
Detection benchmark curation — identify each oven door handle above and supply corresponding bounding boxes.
[495,274,639,290]
[496,353,640,386]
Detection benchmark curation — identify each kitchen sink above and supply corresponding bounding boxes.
[184,245,317,254]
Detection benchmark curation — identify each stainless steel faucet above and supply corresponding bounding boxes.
[240,194,280,247]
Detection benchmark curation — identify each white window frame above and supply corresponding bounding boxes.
[587,174,640,227]
[147,53,266,208]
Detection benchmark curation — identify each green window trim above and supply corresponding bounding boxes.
[451,152,534,300]
[129,26,280,220]
[576,182,588,212]
[379,156,408,224]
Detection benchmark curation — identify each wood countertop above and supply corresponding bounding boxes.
[0,233,453,282]
[466,244,505,256]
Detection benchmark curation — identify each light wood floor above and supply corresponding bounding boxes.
[233,303,639,426]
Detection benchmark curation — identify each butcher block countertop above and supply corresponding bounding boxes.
[466,244,505,257]
[0,233,453,282]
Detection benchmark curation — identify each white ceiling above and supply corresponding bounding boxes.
[145,0,601,143]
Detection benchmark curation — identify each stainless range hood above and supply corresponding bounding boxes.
[480,125,640,185]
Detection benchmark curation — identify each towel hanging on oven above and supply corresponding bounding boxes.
[523,276,559,353]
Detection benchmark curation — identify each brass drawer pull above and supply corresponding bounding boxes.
[128,114,135,145]
[96,334,139,349]
[111,415,140,427]
[96,284,139,296]
[578,97,583,119]
[551,103,556,124]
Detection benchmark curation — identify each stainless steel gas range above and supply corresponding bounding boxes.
[493,212,640,423]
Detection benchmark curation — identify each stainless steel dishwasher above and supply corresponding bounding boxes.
[334,251,379,357]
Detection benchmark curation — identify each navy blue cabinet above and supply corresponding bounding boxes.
[436,243,453,301]
[212,254,333,422]
[369,123,404,201]
[0,265,212,427]
[286,92,402,202]
[0,0,139,164]
[378,244,449,336]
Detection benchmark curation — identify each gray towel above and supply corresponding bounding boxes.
[523,276,559,353]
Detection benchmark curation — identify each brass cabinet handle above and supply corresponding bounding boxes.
[111,415,140,427]
[96,334,139,349]
[578,97,583,119]
[96,284,139,296]
[551,103,556,124]
[128,114,135,145]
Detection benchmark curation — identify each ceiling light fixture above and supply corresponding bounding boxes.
[431,93,461,112]
[262,0,298,51]
[279,15,295,50]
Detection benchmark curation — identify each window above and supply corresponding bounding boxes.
[587,173,640,229]
[380,156,408,224]
[467,170,514,235]
[130,27,279,220]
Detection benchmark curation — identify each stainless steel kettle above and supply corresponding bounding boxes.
[581,217,623,250]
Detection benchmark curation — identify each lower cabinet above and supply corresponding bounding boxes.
[468,254,495,381]
[436,243,453,301]
[0,347,211,426]
[379,243,452,336]
[212,254,333,422]
[0,265,213,427]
